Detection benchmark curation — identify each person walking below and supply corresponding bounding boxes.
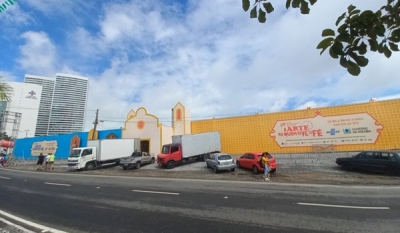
[36,153,45,171]
[48,153,55,170]
[44,154,50,170]
[262,152,271,181]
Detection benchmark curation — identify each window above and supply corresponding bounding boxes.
[218,155,232,160]
[248,154,254,159]
[242,154,249,159]
[380,153,390,160]
[389,153,398,162]
[82,149,92,156]
[161,146,170,154]
[360,152,374,159]
[171,146,179,153]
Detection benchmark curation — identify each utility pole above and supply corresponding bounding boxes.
[25,130,29,138]
[92,109,99,140]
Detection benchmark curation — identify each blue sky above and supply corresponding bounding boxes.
[0,0,399,130]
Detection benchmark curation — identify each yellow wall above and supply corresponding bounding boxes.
[191,99,400,154]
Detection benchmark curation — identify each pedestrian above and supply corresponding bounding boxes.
[48,153,55,170]
[44,154,50,170]
[36,153,45,171]
[262,152,271,181]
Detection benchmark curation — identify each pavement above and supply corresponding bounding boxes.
[0,168,399,233]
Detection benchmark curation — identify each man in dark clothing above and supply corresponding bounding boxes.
[37,153,45,171]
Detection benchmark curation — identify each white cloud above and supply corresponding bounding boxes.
[10,0,400,131]
[18,31,57,76]
[0,71,18,81]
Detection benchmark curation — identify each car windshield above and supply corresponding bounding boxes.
[70,149,81,157]
[161,145,170,154]
[218,155,232,160]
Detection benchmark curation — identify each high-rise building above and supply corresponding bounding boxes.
[24,75,55,136]
[0,82,42,138]
[47,73,89,135]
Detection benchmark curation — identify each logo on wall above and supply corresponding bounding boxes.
[343,128,351,134]
[26,91,37,100]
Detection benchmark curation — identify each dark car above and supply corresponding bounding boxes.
[336,150,400,176]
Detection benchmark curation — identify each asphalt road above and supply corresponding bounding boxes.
[0,169,399,233]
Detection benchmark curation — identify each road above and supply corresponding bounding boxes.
[0,168,399,233]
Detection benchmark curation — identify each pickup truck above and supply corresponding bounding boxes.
[120,151,155,170]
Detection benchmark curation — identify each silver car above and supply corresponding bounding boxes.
[206,153,236,173]
[120,151,155,170]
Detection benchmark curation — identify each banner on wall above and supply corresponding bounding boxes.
[270,112,384,147]
[31,141,58,156]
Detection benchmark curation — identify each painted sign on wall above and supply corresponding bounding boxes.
[270,112,384,147]
[31,140,58,156]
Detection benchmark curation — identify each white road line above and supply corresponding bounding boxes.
[44,182,71,187]
[0,176,10,179]
[0,210,67,233]
[0,217,36,233]
[132,190,180,195]
[297,202,390,210]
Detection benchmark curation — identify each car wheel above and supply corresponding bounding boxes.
[387,167,400,176]
[85,162,95,171]
[167,161,175,169]
[253,166,258,174]
[236,161,241,168]
[206,162,210,168]
[214,166,218,173]
[231,168,235,172]
[135,162,141,169]
[342,163,352,171]
[150,158,155,164]
[270,169,276,173]
[122,167,128,170]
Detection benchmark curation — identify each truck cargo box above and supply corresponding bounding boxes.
[94,138,140,161]
[172,132,221,158]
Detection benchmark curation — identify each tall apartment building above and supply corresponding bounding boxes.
[24,73,89,136]
[47,73,89,135]
[24,75,55,136]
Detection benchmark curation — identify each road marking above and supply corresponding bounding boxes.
[0,210,67,233]
[0,176,10,179]
[132,190,180,195]
[297,202,390,210]
[44,182,71,187]
[0,217,35,233]
[96,187,100,189]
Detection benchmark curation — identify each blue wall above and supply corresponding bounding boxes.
[13,129,122,160]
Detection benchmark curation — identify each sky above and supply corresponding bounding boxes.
[0,0,399,131]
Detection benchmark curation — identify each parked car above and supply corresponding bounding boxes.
[236,152,277,174]
[336,150,400,176]
[120,151,155,170]
[205,153,236,173]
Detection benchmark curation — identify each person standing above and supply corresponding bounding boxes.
[262,152,271,181]
[44,154,50,170]
[37,153,45,171]
[48,153,55,170]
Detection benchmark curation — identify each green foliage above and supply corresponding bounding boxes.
[242,0,400,76]
[0,132,11,141]
[0,76,13,102]
[0,0,17,13]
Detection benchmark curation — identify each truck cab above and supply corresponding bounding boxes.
[68,147,97,170]
[157,143,181,169]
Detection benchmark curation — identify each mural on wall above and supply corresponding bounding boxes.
[270,112,384,147]
[106,133,117,139]
[70,135,80,151]
[31,141,58,156]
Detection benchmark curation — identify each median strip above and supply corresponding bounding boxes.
[132,190,180,195]
[297,202,390,210]
[44,182,71,187]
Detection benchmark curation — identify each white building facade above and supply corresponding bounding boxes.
[47,73,89,135]
[0,82,42,138]
[24,74,55,136]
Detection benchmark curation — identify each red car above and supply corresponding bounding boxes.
[236,152,277,174]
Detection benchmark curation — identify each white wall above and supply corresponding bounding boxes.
[4,82,42,138]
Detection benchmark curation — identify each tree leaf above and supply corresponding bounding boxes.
[242,0,250,11]
[368,39,378,51]
[300,1,310,14]
[316,37,334,49]
[349,52,369,67]
[389,42,399,51]
[383,45,392,58]
[329,46,339,59]
[292,0,301,8]
[336,13,346,26]
[347,5,356,13]
[358,42,367,55]
[322,29,335,37]
[250,6,257,18]
[263,2,274,13]
[309,0,317,5]
[350,9,361,16]
[346,60,361,76]
[258,8,266,23]
[331,41,345,55]
[339,56,348,68]
[286,0,292,9]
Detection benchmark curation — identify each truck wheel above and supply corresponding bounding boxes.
[167,161,175,169]
[150,158,155,164]
[85,162,95,171]
[123,167,128,170]
[213,166,218,173]
[136,162,141,169]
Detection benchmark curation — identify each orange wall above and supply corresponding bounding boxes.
[191,99,400,154]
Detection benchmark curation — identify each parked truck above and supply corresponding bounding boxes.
[68,138,140,170]
[157,132,221,169]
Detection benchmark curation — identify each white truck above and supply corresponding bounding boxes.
[157,132,222,169]
[68,138,140,170]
